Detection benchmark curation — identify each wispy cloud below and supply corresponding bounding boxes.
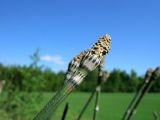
[41,55,65,65]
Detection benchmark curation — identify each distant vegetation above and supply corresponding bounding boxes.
[0,49,160,93]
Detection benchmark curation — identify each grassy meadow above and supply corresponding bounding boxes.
[0,92,160,120]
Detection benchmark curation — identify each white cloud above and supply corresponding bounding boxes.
[41,55,65,65]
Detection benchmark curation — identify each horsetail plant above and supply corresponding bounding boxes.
[33,34,111,120]
[122,67,160,120]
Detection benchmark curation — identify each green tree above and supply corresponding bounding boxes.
[30,48,40,68]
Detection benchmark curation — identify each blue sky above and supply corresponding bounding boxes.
[0,0,160,75]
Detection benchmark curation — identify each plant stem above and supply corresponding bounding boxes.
[33,82,74,120]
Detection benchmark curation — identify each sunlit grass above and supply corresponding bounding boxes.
[0,92,160,120]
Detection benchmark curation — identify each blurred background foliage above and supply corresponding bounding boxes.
[0,49,160,93]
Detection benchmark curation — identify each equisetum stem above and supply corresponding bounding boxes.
[33,81,76,120]
[122,67,160,120]
[93,88,100,120]
[122,77,150,120]
[77,58,108,120]
[126,79,155,120]
[93,57,105,120]
[76,90,96,120]
[61,102,69,120]
[33,68,88,120]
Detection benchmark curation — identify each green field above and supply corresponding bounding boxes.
[0,92,160,120]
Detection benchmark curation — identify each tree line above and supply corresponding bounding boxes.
[0,50,159,92]
[1,64,160,92]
